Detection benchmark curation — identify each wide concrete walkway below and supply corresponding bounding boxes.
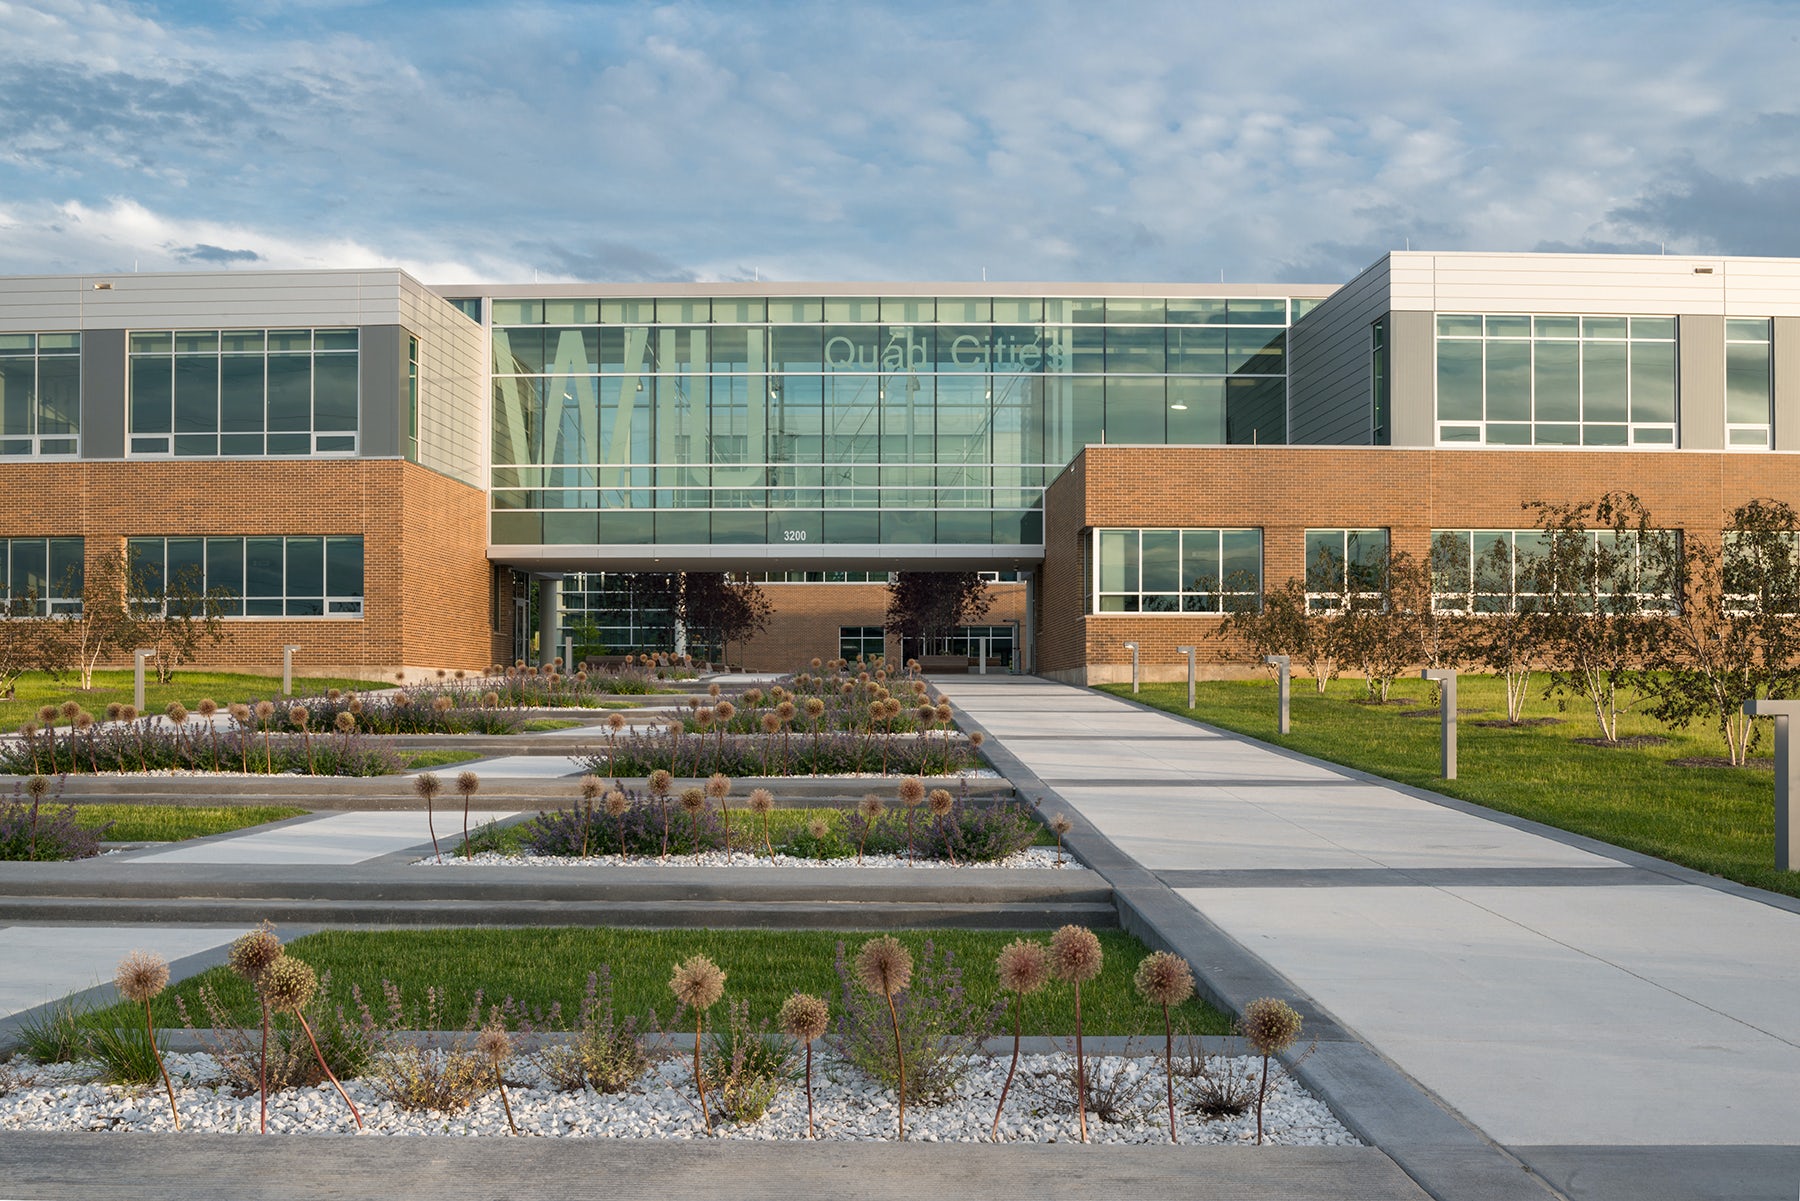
[938,677,1800,1199]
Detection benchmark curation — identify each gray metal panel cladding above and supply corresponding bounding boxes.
[79,328,126,459]
[1678,315,1725,451]
[358,325,404,458]
[1288,256,1390,446]
[1774,317,1800,452]
[1389,310,1435,448]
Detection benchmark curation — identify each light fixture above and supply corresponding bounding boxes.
[1169,402,1188,411]
[92,281,113,290]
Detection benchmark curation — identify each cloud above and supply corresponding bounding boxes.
[172,243,262,265]
[1,1,1798,283]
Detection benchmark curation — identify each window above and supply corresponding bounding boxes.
[1304,529,1389,610]
[0,333,80,456]
[1726,319,1773,449]
[923,624,1015,667]
[1434,314,1676,447]
[1092,528,1262,613]
[0,537,83,614]
[840,625,887,660]
[406,335,420,462]
[126,535,363,617]
[1430,528,1677,613]
[128,329,359,457]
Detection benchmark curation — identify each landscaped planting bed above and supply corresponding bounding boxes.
[1,928,1345,1145]
[0,785,311,860]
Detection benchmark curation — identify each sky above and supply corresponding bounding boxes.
[2,0,1798,286]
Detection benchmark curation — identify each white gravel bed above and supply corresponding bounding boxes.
[0,1050,1353,1145]
[413,846,1086,871]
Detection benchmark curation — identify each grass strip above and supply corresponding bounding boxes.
[397,750,485,770]
[86,927,1232,1038]
[68,804,310,843]
[0,670,390,734]
[1103,675,1799,899]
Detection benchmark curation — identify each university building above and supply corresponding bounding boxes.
[1,251,1795,682]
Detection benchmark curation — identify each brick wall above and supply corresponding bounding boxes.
[1043,445,1800,683]
[0,458,491,681]
[740,582,1026,671]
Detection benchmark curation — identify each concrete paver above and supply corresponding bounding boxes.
[130,810,519,864]
[0,925,236,1013]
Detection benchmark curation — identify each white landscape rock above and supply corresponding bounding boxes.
[0,1050,1354,1145]
[414,846,1087,872]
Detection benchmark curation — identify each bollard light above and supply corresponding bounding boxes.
[1744,699,1800,871]
[133,648,155,711]
[1263,654,1290,734]
[1421,669,1458,780]
[1176,646,1196,709]
[1123,642,1139,693]
[282,645,302,697]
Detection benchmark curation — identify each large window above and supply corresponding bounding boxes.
[1430,528,1677,613]
[0,333,79,456]
[1726,319,1773,449]
[840,626,888,661]
[128,329,359,457]
[1435,314,1677,447]
[0,537,83,614]
[488,295,1301,548]
[1370,317,1390,445]
[1093,528,1262,613]
[126,536,364,617]
[1304,529,1389,610]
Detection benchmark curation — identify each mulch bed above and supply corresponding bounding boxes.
[1471,717,1566,729]
[1572,735,1671,749]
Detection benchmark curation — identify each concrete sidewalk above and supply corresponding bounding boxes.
[938,676,1800,1201]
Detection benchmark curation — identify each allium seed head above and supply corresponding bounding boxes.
[60,700,81,720]
[121,704,138,721]
[1049,925,1104,985]
[604,791,630,818]
[897,776,926,807]
[761,712,781,734]
[706,773,731,799]
[114,950,169,1003]
[916,705,935,724]
[854,935,913,998]
[804,697,825,719]
[679,786,706,814]
[648,769,674,796]
[335,711,356,733]
[708,683,721,698]
[483,691,500,708]
[778,993,829,1044]
[714,700,736,722]
[228,703,249,722]
[669,954,725,1011]
[197,698,218,717]
[1240,998,1303,1057]
[995,939,1051,995]
[433,695,454,714]
[254,700,274,720]
[748,788,775,815]
[328,689,343,701]
[776,701,796,722]
[580,775,604,800]
[969,731,985,749]
[166,702,188,724]
[806,817,830,839]
[928,788,954,817]
[935,703,952,722]
[36,705,56,723]
[75,711,94,730]
[288,706,308,728]
[106,703,124,721]
[455,770,480,797]
[476,1021,511,1065]
[228,925,283,984]
[858,793,884,821]
[261,956,318,1014]
[414,772,443,801]
[607,712,626,732]
[1050,814,1073,837]
[1133,951,1195,1008]
[24,775,49,800]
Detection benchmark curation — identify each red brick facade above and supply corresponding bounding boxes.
[1041,445,1800,683]
[3,459,492,681]
[739,582,1026,672]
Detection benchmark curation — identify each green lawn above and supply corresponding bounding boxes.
[0,669,391,733]
[1103,675,1797,898]
[68,804,310,842]
[397,749,485,770]
[85,927,1231,1038]
[520,718,585,732]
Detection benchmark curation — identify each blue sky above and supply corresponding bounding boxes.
[3,0,1798,284]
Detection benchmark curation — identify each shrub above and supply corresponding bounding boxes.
[523,787,727,859]
[0,720,401,778]
[174,970,374,1094]
[0,777,107,861]
[842,789,1038,864]
[830,938,998,1105]
[85,1019,167,1086]
[534,968,651,1094]
[365,983,491,1113]
[701,999,796,1124]
[1021,1039,1155,1125]
[575,727,980,779]
[10,995,95,1062]
[1174,1034,1257,1120]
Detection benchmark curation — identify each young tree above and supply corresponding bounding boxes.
[54,549,133,690]
[126,559,230,685]
[1645,498,1800,765]
[1524,492,1678,742]
[1333,550,1432,702]
[679,573,772,665]
[0,590,64,696]
[884,572,994,652]
[1444,532,1542,724]
[1219,576,1339,693]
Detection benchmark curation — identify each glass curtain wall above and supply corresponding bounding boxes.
[490,296,1296,547]
[0,334,80,456]
[128,329,359,457]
